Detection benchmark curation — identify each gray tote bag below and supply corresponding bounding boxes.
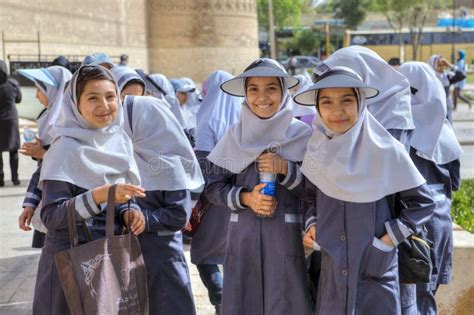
[55,185,149,315]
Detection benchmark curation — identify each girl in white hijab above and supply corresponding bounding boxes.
[399,62,463,315]
[295,67,434,315]
[17,66,72,242]
[205,58,313,315]
[427,54,466,122]
[320,45,415,144]
[33,65,146,315]
[123,95,204,315]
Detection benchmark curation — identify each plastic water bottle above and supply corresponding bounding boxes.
[259,146,278,197]
[259,172,277,197]
[23,126,36,143]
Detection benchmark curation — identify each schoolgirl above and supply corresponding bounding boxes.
[294,67,435,315]
[17,66,72,248]
[122,95,204,314]
[205,58,313,315]
[33,65,145,314]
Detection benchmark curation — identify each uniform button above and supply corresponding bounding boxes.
[339,201,344,206]
[340,235,346,241]
[342,269,348,276]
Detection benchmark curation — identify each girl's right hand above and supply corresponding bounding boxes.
[19,207,34,231]
[303,226,316,249]
[115,184,146,203]
[240,183,277,217]
[92,184,146,205]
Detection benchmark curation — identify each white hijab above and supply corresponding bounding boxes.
[111,66,145,94]
[290,74,316,117]
[40,65,141,189]
[428,55,450,87]
[19,66,72,146]
[208,82,312,173]
[149,74,191,130]
[123,96,204,191]
[195,70,242,152]
[323,45,414,131]
[299,71,425,203]
[398,62,463,164]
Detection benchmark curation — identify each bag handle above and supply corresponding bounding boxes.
[66,199,95,248]
[66,199,79,248]
[106,184,117,237]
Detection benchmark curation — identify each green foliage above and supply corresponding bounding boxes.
[452,179,474,233]
[331,0,375,30]
[284,29,322,55]
[257,0,304,29]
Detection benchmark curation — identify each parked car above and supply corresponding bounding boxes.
[280,55,320,71]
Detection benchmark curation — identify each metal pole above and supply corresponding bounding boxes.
[326,22,331,57]
[2,31,6,62]
[268,0,276,59]
[37,31,41,62]
[451,0,456,63]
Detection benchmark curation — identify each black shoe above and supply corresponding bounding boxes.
[0,180,4,187]
[12,179,20,186]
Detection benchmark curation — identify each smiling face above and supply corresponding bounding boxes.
[77,79,118,129]
[317,87,359,134]
[245,77,282,118]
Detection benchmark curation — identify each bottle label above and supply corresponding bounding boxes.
[260,180,276,196]
[24,130,35,142]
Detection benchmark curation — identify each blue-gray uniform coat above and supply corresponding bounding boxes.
[304,180,434,315]
[409,147,461,314]
[206,161,313,315]
[33,180,138,315]
[137,189,196,315]
[190,150,230,265]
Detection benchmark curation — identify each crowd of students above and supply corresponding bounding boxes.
[9,46,464,315]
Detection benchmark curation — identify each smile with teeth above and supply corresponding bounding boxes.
[256,104,273,109]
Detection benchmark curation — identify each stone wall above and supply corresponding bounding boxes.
[0,0,260,81]
[147,0,260,81]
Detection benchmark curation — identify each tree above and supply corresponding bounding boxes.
[331,0,375,30]
[374,0,448,61]
[284,29,322,56]
[257,0,304,30]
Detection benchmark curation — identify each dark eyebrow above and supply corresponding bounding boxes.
[342,93,356,98]
[247,82,280,87]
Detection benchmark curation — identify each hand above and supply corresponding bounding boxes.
[115,184,146,203]
[123,210,146,235]
[183,223,193,232]
[240,183,277,217]
[19,207,35,231]
[19,138,46,159]
[380,233,394,247]
[92,184,146,205]
[303,226,316,249]
[257,152,288,176]
[438,58,452,69]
